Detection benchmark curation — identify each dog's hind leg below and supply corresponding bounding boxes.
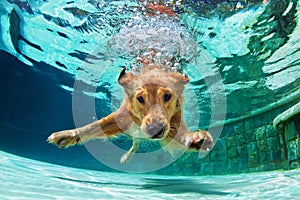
[120,138,140,164]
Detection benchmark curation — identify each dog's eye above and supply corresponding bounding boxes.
[137,96,145,104]
[163,93,172,102]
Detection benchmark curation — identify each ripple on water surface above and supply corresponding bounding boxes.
[1,150,300,199]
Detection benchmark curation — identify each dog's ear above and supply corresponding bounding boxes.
[169,73,189,86]
[118,67,136,91]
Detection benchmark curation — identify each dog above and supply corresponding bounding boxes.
[47,3,213,163]
[47,65,213,163]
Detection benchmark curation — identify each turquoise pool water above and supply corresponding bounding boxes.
[1,149,300,199]
[1,0,300,199]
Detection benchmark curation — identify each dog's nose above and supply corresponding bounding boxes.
[146,123,165,139]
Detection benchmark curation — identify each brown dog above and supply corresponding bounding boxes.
[47,66,213,163]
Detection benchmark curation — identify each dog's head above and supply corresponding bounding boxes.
[118,68,189,140]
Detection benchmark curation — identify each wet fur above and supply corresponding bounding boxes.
[47,67,213,163]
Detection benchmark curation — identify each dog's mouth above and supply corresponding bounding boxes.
[151,127,165,139]
[145,123,166,139]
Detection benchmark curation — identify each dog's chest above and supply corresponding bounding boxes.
[127,123,145,138]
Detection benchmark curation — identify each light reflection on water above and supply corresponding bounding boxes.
[0,1,300,196]
[1,150,300,199]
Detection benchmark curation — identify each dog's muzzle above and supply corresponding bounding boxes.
[146,123,165,139]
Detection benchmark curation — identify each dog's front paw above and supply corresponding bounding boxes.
[187,130,213,151]
[47,130,80,148]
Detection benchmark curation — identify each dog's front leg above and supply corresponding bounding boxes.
[183,130,214,151]
[47,110,130,148]
[171,123,214,151]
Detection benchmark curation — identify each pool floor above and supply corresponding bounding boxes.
[1,150,300,199]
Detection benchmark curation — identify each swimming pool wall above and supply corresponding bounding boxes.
[152,94,300,175]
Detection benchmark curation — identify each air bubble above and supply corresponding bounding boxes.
[108,14,196,72]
